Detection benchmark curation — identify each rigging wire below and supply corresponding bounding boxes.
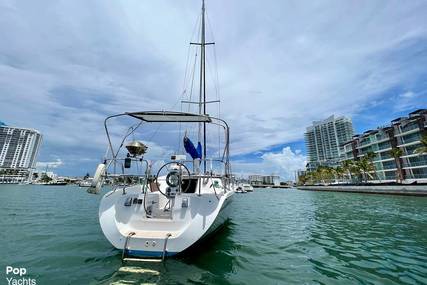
[187,50,198,113]
[175,12,201,153]
[167,6,225,168]
[181,12,202,100]
[182,10,203,151]
[206,11,222,160]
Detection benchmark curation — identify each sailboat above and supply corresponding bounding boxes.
[87,0,234,260]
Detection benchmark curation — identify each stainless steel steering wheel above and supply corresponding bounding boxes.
[154,162,191,196]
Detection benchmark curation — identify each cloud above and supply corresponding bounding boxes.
[36,159,63,169]
[399,91,416,99]
[393,90,427,112]
[261,147,307,174]
[233,147,307,181]
[0,0,427,175]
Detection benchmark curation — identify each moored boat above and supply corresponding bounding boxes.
[90,112,234,258]
[87,0,234,259]
[242,183,254,192]
[78,179,92,187]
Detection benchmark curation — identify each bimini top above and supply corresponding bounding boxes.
[126,111,212,123]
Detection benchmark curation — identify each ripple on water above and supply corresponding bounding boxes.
[1,186,427,284]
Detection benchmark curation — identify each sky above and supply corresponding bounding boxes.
[1,0,427,180]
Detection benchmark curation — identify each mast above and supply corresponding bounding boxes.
[199,0,207,173]
[190,0,214,173]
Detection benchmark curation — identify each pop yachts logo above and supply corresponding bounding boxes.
[5,266,36,285]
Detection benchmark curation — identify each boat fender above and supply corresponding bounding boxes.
[87,163,106,194]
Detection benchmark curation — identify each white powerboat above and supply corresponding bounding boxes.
[235,183,253,193]
[78,179,92,187]
[241,183,254,192]
[87,1,234,260]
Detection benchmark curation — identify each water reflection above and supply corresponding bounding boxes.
[307,192,427,284]
[2,186,426,284]
[97,221,237,284]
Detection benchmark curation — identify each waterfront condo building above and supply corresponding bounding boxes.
[248,175,280,186]
[342,109,427,183]
[305,115,354,171]
[0,123,43,183]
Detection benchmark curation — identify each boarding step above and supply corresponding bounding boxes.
[122,257,162,263]
[121,232,172,263]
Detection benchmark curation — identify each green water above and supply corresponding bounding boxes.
[0,185,426,284]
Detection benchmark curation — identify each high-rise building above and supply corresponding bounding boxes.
[342,109,427,183]
[248,175,280,186]
[305,115,354,171]
[0,123,43,183]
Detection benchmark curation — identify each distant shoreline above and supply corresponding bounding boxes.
[297,185,427,196]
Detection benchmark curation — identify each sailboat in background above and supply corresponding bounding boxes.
[87,0,234,260]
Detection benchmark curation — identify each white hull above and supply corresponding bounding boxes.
[235,183,254,193]
[99,177,234,257]
[89,0,235,260]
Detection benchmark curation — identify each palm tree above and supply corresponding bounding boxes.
[356,157,375,183]
[414,134,427,154]
[310,168,317,184]
[342,160,354,183]
[320,166,335,184]
[365,151,379,182]
[335,166,345,183]
[390,148,403,183]
[317,166,326,184]
[297,173,308,186]
[309,169,320,184]
[40,173,52,183]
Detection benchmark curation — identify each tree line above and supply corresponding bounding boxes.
[298,134,427,185]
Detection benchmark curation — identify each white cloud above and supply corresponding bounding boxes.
[0,0,426,175]
[394,90,426,112]
[399,91,416,99]
[233,147,306,181]
[36,159,63,169]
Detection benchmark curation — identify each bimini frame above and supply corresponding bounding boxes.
[103,111,231,178]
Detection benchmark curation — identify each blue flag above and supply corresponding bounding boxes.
[184,137,202,159]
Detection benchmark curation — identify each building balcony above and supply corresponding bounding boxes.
[380,163,398,170]
[401,150,424,158]
[395,128,420,137]
[373,157,394,163]
[375,147,392,154]
[356,137,389,149]
[395,124,420,136]
[378,152,393,159]
[397,140,421,147]
[406,173,427,179]
[402,160,427,168]
[379,167,397,173]
[382,168,398,172]
[357,147,392,158]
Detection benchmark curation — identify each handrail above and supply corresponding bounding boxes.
[104,157,228,179]
[162,233,172,261]
[122,232,136,262]
[103,111,231,178]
